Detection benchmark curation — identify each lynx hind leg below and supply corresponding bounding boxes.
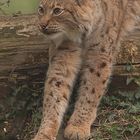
[64,43,114,140]
[33,41,82,140]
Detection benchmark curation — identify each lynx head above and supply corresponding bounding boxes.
[38,0,103,43]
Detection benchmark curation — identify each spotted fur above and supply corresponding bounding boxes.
[33,0,140,140]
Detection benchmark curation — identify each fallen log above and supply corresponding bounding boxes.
[0,15,140,86]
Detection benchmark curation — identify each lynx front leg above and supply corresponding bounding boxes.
[33,41,81,140]
[64,42,115,140]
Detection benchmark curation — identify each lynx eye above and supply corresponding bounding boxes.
[53,7,63,16]
[38,5,44,15]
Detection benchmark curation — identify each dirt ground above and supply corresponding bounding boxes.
[0,76,140,140]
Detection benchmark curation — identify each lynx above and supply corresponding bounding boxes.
[33,0,140,140]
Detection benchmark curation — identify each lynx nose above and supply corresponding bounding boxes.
[39,23,48,31]
[38,17,50,32]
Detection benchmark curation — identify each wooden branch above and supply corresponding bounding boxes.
[0,15,140,85]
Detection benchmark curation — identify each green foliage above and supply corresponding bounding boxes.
[126,76,140,86]
[93,86,140,140]
[0,0,39,15]
[2,85,42,120]
[0,83,43,139]
[1,75,140,139]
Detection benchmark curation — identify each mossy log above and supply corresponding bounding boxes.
[0,15,140,86]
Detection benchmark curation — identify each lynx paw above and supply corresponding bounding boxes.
[64,123,90,140]
[32,132,56,140]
